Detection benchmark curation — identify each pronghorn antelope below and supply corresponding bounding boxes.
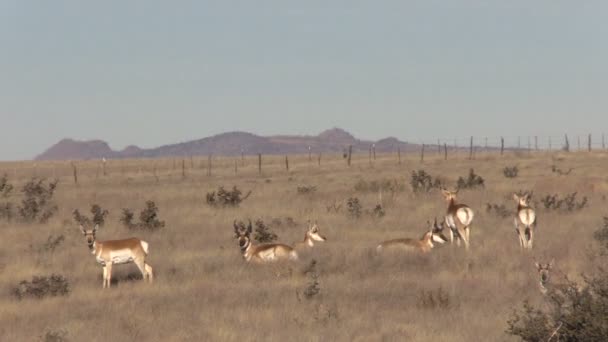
[234,220,298,263]
[534,258,554,294]
[441,188,474,249]
[376,219,446,253]
[293,221,327,250]
[79,224,153,288]
[513,192,537,249]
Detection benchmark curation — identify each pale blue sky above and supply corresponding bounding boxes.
[1,1,607,160]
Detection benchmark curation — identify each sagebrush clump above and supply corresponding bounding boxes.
[18,178,59,223]
[503,166,519,178]
[206,186,251,207]
[539,192,588,211]
[253,219,278,243]
[120,200,165,231]
[12,274,70,300]
[456,169,485,190]
[410,170,443,193]
[72,204,109,227]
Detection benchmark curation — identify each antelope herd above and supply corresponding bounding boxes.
[76,187,553,292]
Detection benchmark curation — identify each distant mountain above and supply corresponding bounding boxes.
[35,128,418,161]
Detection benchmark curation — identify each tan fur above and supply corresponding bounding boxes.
[514,193,537,249]
[293,222,327,251]
[234,221,298,263]
[377,226,436,254]
[442,189,474,250]
[80,225,153,289]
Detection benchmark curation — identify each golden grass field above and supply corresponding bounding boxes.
[1,150,607,341]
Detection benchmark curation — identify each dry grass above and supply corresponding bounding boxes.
[1,151,607,341]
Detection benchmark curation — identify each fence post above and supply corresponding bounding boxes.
[527,136,531,154]
[71,162,78,185]
[469,136,473,160]
[182,159,186,179]
[372,143,376,160]
[549,136,552,151]
[318,153,321,166]
[437,139,441,154]
[588,134,592,152]
[420,144,425,163]
[564,134,570,152]
[102,158,107,176]
[397,147,401,164]
[369,145,372,165]
[285,156,289,171]
[444,143,448,160]
[603,133,606,150]
[500,137,504,155]
[153,164,159,183]
[258,154,262,174]
[207,155,212,176]
[347,145,352,166]
[241,149,245,166]
[308,146,312,163]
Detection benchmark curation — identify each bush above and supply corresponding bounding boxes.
[206,186,251,207]
[41,234,65,254]
[40,329,69,342]
[417,287,455,310]
[410,170,443,193]
[551,165,573,176]
[12,274,70,300]
[503,166,519,178]
[486,203,513,218]
[120,201,165,231]
[346,197,362,219]
[0,201,14,221]
[0,174,13,197]
[18,178,59,223]
[506,219,608,341]
[72,204,109,227]
[540,193,588,211]
[354,178,405,193]
[370,204,385,219]
[253,219,278,243]
[456,169,485,190]
[297,185,317,195]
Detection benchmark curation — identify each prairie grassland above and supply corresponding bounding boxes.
[1,151,607,341]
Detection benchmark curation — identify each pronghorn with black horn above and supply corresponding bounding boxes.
[293,221,327,251]
[441,188,474,249]
[376,219,447,253]
[234,220,298,263]
[79,224,153,288]
[513,192,536,249]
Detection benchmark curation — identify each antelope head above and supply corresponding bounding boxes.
[422,221,436,248]
[534,258,554,294]
[234,220,253,252]
[79,224,99,251]
[441,188,458,202]
[306,221,327,243]
[513,192,532,206]
[431,217,448,244]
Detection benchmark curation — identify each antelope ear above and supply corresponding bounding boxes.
[513,193,519,201]
[441,189,449,196]
[534,262,541,269]
[93,224,99,233]
[548,259,555,269]
[79,225,86,235]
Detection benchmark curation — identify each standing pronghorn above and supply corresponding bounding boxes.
[513,192,536,249]
[376,219,447,253]
[234,220,298,263]
[441,188,474,250]
[79,224,153,288]
[293,221,327,251]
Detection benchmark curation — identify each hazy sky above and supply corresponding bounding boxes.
[1,1,607,160]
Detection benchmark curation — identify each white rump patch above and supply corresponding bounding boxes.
[456,208,474,225]
[519,210,535,226]
[109,249,135,265]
